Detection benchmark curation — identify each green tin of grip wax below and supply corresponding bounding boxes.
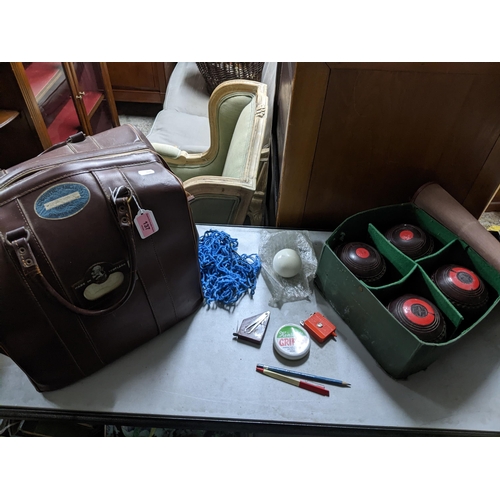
[273,324,311,360]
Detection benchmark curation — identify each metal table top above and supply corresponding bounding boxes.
[1,224,499,435]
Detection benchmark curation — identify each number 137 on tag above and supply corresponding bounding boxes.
[134,209,159,239]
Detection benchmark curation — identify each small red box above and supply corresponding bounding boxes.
[302,312,337,343]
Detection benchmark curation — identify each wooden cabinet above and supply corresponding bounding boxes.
[275,63,500,229]
[0,62,119,169]
[106,62,176,103]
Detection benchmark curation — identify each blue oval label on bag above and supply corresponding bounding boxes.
[34,183,91,220]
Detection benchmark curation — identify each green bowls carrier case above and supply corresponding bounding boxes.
[315,183,500,379]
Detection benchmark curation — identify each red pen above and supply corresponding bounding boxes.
[256,366,329,397]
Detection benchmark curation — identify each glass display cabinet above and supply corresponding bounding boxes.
[0,62,119,168]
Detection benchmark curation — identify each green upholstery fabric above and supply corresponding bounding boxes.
[168,93,253,182]
[189,196,240,224]
[221,100,254,179]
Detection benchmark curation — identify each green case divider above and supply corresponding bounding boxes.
[368,223,415,278]
[410,207,458,247]
[418,239,500,330]
[327,203,458,265]
[414,239,458,263]
[326,221,415,290]
[418,239,500,300]
[371,266,464,333]
[465,245,500,293]
[371,204,458,253]
[419,270,464,333]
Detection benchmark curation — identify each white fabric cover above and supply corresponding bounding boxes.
[147,62,277,154]
[148,108,210,154]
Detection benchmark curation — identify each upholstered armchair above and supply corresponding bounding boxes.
[147,62,277,225]
[150,79,268,225]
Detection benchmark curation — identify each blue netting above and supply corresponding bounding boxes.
[198,229,261,306]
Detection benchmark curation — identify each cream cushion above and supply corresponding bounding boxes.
[147,62,276,153]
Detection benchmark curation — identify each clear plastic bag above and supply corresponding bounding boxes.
[259,230,318,308]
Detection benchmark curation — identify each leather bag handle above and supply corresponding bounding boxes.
[36,131,86,156]
[5,186,137,316]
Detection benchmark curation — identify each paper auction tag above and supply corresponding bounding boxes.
[134,209,159,239]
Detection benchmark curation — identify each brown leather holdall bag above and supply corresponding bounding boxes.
[0,125,203,392]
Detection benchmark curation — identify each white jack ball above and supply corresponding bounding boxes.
[272,248,302,278]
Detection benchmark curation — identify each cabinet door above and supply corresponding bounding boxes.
[63,63,119,136]
[1,63,120,168]
[106,62,175,103]
[18,62,81,146]
[15,62,119,146]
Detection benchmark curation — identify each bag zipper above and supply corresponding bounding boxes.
[0,149,152,191]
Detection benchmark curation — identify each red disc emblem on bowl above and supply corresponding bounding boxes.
[355,248,370,259]
[449,267,480,290]
[399,230,414,241]
[402,298,435,325]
